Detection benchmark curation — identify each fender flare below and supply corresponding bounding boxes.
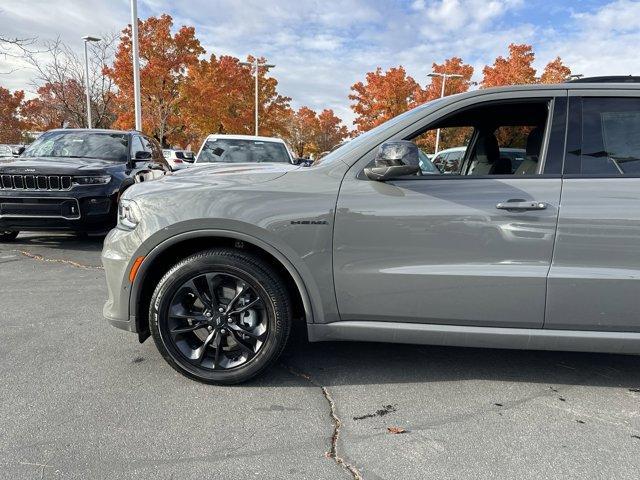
[129,228,317,329]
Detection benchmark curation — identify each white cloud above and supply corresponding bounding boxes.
[1,0,639,128]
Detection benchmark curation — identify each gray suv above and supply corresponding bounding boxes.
[103,77,640,384]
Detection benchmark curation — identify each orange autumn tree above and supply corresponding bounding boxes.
[0,86,26,143]
[414,57,475,152]
[349,66,420,133]
[415,57,474,104]
[481,44,572,147]
[481,43,538,88]
[284,107,349,157]
[284,106,319,157]
[179,54,291,148]
[482,43,572,87]
[315,109,349,153]
[539,56,572,84]
[106,14,204,146]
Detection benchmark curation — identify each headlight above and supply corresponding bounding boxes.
[118,198,141,230]
[73,175,111,185]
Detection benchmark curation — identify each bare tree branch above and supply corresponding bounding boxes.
[22,33,118,128]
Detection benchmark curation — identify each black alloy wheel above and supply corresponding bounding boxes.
[150,248,291,384]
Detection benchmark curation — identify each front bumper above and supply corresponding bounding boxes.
[0,188,117,232]
[102,227,143,332]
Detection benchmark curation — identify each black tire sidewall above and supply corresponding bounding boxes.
[150,249,291,384]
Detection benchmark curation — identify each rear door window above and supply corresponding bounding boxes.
[568,97,640,175]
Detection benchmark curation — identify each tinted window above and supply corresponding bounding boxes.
[197,139,291,164]
[579,97,640,175]
[22,131,129,161]
[141,136,153,153]
[131,136,145,157]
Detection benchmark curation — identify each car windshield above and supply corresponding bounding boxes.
[22,131,129,161]
[197,139,291,164]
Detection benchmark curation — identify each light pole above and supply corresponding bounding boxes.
[130,0,142,131]
[81,35,101,128]
[428,72,463,154]
[240,58,275,136]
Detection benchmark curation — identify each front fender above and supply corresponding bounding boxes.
[128,220,325,329]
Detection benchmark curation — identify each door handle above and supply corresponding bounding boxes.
[496,201,547,211]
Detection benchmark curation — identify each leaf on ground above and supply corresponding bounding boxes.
[387,426,408,434]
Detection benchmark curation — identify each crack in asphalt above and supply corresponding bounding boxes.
[13,250,103,270]
[282,364,363,480]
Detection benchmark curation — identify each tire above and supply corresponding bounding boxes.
[150,248,292,384]
[0,231,19,242]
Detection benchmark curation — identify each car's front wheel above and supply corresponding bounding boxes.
[150,248,292,384]
[0,230,19,242]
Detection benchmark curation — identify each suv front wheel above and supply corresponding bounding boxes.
[150,248,292,384]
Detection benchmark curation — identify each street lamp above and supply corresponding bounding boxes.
[428,72,463,154]
[81,35,101,129]
[240,58,275,136]
[130,0,142,131]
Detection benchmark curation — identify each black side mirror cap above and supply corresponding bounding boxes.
[365,164,420,181]
[134,151,152,160]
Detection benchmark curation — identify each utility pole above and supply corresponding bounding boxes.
[130,0,142,131]
[428,72,463,154]
[240,58,275,136]
[81,36,101,128]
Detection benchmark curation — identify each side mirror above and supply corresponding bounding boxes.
[134,151,152,160]
[364,141,420,181]
[12,146,25,156]
[293,157,312,167]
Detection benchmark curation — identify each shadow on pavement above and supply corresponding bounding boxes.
[272,339,640,389]
[8,232,105,253]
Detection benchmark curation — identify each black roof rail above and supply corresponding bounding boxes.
[569,75,640,83]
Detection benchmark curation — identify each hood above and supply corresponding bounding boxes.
[0,156,122,175]
[124,162,299,199]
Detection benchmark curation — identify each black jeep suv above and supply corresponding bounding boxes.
[0,129,170,241]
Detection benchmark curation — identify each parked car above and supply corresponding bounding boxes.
[195,134,300,165]
[162,149,195,171]
[103,77,640,384]
[0,145,14,158]
[0,129,170,241]
[430,146,466,173]
[432,146,527,174]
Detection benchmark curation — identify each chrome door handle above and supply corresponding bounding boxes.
[496,201,547,211]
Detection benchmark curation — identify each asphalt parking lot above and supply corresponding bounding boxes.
[2,234,640,479]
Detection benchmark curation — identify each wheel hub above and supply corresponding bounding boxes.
[165,272,269,371]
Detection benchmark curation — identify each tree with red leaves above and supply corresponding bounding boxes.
[106,14,204,146]
[349,66,420,133]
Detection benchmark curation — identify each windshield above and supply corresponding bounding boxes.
[197,139,291,164]
[22,131,129,161]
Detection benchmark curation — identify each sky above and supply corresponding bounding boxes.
[1,0,639,126]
